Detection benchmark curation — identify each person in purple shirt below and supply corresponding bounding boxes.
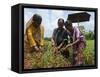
[64,21,86,66]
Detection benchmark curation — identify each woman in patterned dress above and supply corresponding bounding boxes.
[64,21,86,66]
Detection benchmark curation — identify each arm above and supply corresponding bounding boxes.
[62,39,79,51]
[27,28,41,51]
[71,39,79,45]
[51,29,56,47]
[71,27,80,45]
[27,28,36,47]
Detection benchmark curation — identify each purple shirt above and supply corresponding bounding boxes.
[68,26,86,50]
[68,26,85,42]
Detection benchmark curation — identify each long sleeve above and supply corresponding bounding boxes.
[75,27,80,39]
[27,27,36,47]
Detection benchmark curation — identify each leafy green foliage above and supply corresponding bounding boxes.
[24,40,95,69]
[83,40,95,65]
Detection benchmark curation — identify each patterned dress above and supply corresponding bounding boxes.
[68,26,86,66]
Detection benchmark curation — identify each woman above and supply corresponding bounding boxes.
[24,14,44,53]
[24,14,44,69]
[51,18,69,58]
[64,21,86,66]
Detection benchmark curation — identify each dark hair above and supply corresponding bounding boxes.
[58,18,64,23]
[64,20,72,28]
[32,14,42,25]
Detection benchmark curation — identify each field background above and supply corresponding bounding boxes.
[24,39,95,69]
